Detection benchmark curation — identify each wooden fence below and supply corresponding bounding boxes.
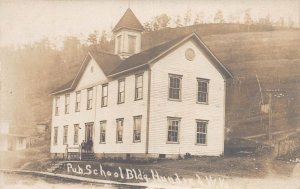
[277,135,300,157]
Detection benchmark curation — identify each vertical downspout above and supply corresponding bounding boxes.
[93,85,98,151]
[223,80,226,155]
[146,68,151,154]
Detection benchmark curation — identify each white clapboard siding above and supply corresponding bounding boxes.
[50,56,149,154]
[148,40,225,156]
[50,39,226,156]
[93,71,148,154]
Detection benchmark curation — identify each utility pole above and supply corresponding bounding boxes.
[263,89,286,140]
[268,92,272,140]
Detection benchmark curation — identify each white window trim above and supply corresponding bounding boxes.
[128,35,137,54]
[135,73,143,101]
[87,87,93,110]
[195,120,208,146]
[133,115,142,143]
[116,118,124,143]
[196,78,209,104]
[53,127,58,145]
[63,125,68,145]
[117,79,125,104]
[100,121,106,144]
[101,84,108,107]
[168,74,182,101]
[55,97,60,116]
[75,91,81,112]
[65,94,70,114]
[73,124,79,145]
[166,117,181,144]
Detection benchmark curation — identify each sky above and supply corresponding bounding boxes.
[0,0,299,47]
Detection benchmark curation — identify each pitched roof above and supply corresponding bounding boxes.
[112,8,144,32]
[108,33,233,79]
[89,50,121,74]
[50,51,121,95]
[108,34,190,76]
[50,33,233,95]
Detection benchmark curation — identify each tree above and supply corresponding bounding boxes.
[87,30,99,48]
[244,9,253,32]
[257,14,273,27]
[214,10,225,23]
[244,9,253,25]
[143,14,171,31]
[174,15,183,27]
[193,12,205,25]
[288,17,294,28]
[98,30,111,52]
[143,21,153,32]
[183,8,192,26]
[152,14,171,30]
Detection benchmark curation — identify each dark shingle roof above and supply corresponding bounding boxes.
[89,51,121,75]
[108,33,233,79]
[108,34,190,76]
[50,33,233,95]
[112,8,144,32]
[50,51,121,95]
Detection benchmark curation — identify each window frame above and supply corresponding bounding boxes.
[117,35,122,54]
[117,79,125,104]
[73,124,79,145]
[128,35,137,54]
[63,125,68,145]
[195,120,208,145]
[166,117,181,144]
[133,116,142,143]
[55,96,60,116]
[75,91,81,112]
[197,78,209,104]
[100,121,106,144]
[116,118,124,143]
[65,94,70,114]
[135,74,143,100]
[53,127,58,145]
[101,84,108,107]
[168,74,182,101]
[87,87,93,110]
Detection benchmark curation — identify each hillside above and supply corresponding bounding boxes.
[1,25,299,139]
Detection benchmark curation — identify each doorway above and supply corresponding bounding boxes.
[85,122,94,142]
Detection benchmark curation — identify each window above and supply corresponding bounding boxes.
[167,117,181,143]
[196,120,208,144]
[18,138,23,145]
[133,116,142,142]
[118,79,125,104]
[135,74,143,100]
[55,97,60,116]
[197,79,209,104]
[87,88,93,109]
[74,124,79,145]
[65,94,70,114]
[116,119,124,143]
[169,74,182,100]
[75,91,81,112]
[101,84,108,107]
[53,127,58,145]
[117,35,122,53]
[100,121,106,143]
[63,126,68,145]
[128,35,136,54]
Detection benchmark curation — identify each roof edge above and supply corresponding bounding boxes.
[108,32,233,79]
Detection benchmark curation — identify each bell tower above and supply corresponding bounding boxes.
[112,8,144,59]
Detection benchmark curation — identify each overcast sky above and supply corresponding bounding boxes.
[0,0,299,47]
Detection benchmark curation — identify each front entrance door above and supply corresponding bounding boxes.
[85,122,94,142]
